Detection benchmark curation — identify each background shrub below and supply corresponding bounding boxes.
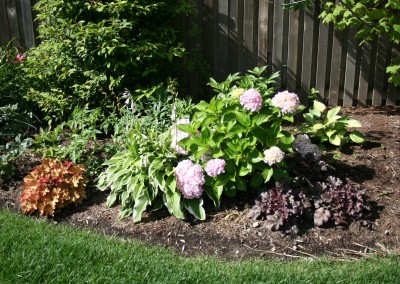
[24,0,193,120]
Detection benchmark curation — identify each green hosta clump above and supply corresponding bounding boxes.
[177,67,304,207]
[298,100,365,147]
[97,122,209,221]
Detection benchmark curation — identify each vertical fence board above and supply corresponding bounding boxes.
[272,0,283,86]
[280,0,289,89]
[228,0,239,73]
[300,6,315,104]
[203,0,214,78]
[343,28,357,106]
[357,42,371,106]
[17,0,35,47]
[315,22,329,101]
[0,0,10,45]
[257,0,269,67]
[372,37,387,106]
[287,8,300,91]
[386,46,400,105]
[6,0,20,45]
[328,29,343,105]
[242,0,254,71]
[215,0,228,80]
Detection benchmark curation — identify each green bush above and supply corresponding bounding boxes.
[24,0,192,120]
[98,67,306,221]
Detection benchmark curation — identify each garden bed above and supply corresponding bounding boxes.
[1,106,399,260]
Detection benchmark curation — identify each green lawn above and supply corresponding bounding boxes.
[1,210,399,284]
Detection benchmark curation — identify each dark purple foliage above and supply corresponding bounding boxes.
[248,188,311,231]
[314,176,369,226]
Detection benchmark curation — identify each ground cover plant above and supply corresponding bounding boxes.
[1,210,400,284]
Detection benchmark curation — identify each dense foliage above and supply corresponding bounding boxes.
[320,0,400,86]
[24,0,192,119]
[298,100,365,147]
[20,158,87,216]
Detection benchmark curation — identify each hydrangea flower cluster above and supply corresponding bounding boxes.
[175,160,205,199]
[239,88,263,112]
[171,118,190,155]
[293,134,322,161]
[263,146,285,166]
[271,91,300,114]
[205,159,226,177]
[231,88,245,98]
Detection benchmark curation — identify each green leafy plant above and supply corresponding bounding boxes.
[0,135,32,178]
[298,100,365,147]
[97,125,188,221]
[319,0,400,86]
[0,44,30,107]
[20,158,87,216]
[33,107,106,178]
[176,67,304,207]
[24,0,193,119]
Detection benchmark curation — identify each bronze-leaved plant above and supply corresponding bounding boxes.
[20,158,87,216]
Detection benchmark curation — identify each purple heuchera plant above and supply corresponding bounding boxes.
[248,188,311,231]
[314,176,369,226]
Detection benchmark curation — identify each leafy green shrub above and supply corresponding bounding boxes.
[319,0,400,86]
[20,158,87,216]
[24,0,192,119]
[177,67,301,206]
[0,44,28,107]
[98,67,304,221]
[298,100,365,147]
[0,135,32,178]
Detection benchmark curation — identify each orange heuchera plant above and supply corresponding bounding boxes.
[20,158,88,216]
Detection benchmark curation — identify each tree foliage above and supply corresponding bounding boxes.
[320,0,400,86]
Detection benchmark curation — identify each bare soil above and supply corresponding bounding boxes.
[1,106,400,260]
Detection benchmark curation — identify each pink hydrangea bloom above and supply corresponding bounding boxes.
[171,118,190,155]
[271,91,300,114]
[263,146,285,166]
[175,160,205,199]
[239,88,263,112]
[205,158,226,177]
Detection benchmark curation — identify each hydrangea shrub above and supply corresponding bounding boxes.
[177,66,303,207]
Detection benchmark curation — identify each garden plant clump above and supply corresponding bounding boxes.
[20,158,87,216]
[98,66,369,231]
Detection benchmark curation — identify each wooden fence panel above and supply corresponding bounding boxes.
[287,8,300,91]
[343,28,357,106]
[257,0,269,67]
[1,0,399,106]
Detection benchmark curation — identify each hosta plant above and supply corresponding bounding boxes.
[20,158,87,216]
[97,123,207,222]
[177,66,305,207]
[298,100,365,147]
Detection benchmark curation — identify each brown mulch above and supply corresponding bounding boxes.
[1,106,400,260]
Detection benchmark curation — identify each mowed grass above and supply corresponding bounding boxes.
[1,210,399,284]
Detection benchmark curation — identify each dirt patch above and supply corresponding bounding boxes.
[1,106,400,260]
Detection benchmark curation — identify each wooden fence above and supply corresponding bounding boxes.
[1,0,399,106]
[0,0,38,48]
[184,0,400,106]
